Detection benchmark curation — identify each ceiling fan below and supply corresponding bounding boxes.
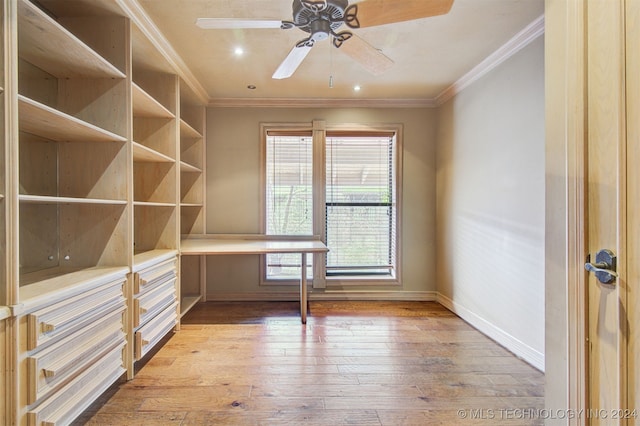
[196,0,454,80]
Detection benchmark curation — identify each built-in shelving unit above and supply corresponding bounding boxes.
[179,79,206,316]
[1,0,208,423]
[128,21,181,378]
[17,0,129,290]
[13,0,131,423]
[179,80,206,234]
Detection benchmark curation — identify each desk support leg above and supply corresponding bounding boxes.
[300,253,307,324]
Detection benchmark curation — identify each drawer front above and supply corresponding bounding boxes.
[26,277,126,351]
[27,342,125,426]
[133,275,176,328]
[135,301,178,361]
[134,257,177,294]
[27,305,126,405]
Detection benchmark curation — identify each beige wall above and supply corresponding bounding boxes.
[203,36,546,371]
[435,37,545,369]
[205,108,437,299]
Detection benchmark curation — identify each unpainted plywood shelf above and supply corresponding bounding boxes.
[180,161,201,173]
[132,83,174,119]
[180,119,202,139]
[19,194,127,205]
[133,142,175,163]
[18,96,127,143]
[17,0,125,79]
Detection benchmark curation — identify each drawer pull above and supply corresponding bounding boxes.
[141,339,150,347]
[41,323,56,333]
[43,368,56,378]
[139,307,148,315]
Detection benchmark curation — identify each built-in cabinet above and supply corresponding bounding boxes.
[179,80,207,316]
[0,0,208,423]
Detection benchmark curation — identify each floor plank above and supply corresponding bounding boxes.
[74,301,544,425]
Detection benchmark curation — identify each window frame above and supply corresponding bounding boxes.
[260,121,403,288]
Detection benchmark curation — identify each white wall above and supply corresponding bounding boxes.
[435,36,545,369]
[205,108,437,299]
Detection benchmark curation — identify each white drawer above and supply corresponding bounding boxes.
[134,257,177,294]
[26,277,126,351]
[27,340,125,426]
[133,275,176,328]
[134,301,177,361]
[27,305,125,405]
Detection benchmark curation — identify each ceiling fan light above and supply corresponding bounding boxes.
[310,19,331,42]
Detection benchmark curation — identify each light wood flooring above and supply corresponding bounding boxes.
[74,301,544,425]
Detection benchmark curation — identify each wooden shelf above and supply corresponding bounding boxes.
[17,0,125,79]
[133,142,175,163]
[133,201,176,207]
[18,96,127,143]
[180,161,202,173]
[132,83,174,118]
[180,295,202,317]
[180,119,202,139]
[180,203,203,208]
[19,194,127,205]
[133,249,178,271]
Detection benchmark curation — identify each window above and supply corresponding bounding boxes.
[264,131,313,280]
[262,122,401,285]
[325,133,397,277]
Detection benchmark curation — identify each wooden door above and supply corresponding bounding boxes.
[586,0,636,423]
[625,0,639,422]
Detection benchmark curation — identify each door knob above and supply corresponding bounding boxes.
[585,249,618,284]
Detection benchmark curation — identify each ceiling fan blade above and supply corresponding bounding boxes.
[353,0,454,28]
[272,45,313,79]
[338,34,393,76]
[196,18,282,29]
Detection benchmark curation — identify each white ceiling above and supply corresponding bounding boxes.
[137,0,544,104]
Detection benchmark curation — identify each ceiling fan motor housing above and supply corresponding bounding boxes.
[292,0,349,41]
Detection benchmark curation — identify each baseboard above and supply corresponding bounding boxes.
[204,291,438,302]
[312,290,438,301]
[436,293,545,372]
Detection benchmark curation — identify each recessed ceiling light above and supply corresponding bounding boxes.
[234,47,244,56]
[353,85,362,92]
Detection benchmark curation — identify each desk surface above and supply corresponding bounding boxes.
[181,237,328,255]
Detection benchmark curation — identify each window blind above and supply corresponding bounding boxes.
[325,134,396,276]
[265,133,313,279]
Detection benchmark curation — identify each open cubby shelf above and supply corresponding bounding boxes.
[18,96,127,144]
[17,0,125,79]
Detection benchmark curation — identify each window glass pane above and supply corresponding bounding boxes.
[265,134,313,280]
[326,135,396,277]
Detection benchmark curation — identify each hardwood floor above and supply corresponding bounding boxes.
[74,301,544,425]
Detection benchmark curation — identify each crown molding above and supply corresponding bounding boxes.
[208,97,438,108]
[116,0,209,104]
[209,14,544,109]
[435,14,545,106]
